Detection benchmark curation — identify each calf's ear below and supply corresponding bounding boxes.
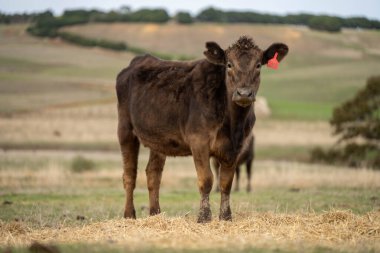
[204,42,225,65]
[262,43,289,65]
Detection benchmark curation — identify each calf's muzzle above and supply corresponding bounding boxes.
[232,87,255,107]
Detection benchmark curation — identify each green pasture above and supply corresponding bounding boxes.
[1,24,380,120]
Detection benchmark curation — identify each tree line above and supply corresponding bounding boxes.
[22,9,193,58]
[2,6,380,55]
[2,6,380,33]
[196,7,380,32]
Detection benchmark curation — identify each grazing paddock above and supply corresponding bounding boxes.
[1,152,380,252]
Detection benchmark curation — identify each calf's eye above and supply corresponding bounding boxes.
[227,62,232,69]
[256,63,261,69]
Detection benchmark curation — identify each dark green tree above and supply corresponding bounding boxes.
[312,76,380,169]
[129,9,170,23]
[331,76,380,141]
[0,12,11,24]
[176,11,193,24]
[196,7,226,22]
[308,15,343,32]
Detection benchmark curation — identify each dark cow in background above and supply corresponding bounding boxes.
[116,36,288,222]
[214,135,254,192]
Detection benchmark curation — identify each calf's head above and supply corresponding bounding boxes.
[204,36,288,107]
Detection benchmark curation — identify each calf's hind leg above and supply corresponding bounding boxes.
[212,158,221,192]
[146,151,166,215]
[234,166,240,192]
[246,159,253,192]
[118,122,140,219]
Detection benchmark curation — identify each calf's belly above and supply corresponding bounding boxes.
[133,128,192,156]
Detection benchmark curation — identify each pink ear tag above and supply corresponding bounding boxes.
[267,52,279,70]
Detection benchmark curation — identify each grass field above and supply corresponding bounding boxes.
[1,23,380,253]
[1,152,380,252]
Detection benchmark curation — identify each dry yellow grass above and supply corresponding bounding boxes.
[254,120,336,147]
[1,151,380,191]
[0,103,335,147]
[0,104,118,144]
[1,211,379,251]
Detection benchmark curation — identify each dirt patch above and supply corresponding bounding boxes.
[320,48,363,59]
[254,120,336,146]
[142,24,160,34]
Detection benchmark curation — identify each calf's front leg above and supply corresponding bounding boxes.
[219,164,236,221]
[191,146,213,223]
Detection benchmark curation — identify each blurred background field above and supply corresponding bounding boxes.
[1,2,380,252]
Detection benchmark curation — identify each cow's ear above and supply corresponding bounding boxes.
[262,43,289,65]
[204,42,225,65]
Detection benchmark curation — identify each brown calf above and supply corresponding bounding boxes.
[116,36,288,222]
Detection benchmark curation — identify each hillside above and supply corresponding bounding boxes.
[0,24,134,115]
[63,22,380,120]
[0,23,340,157]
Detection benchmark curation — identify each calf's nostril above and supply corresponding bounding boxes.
[236,89,253,98]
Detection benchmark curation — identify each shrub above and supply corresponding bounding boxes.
[26,26,58,38]
[311,144,380,169]
[330,76,380,141]
[311,76,380,169]
[58,32,127,51]
[71,156,95,173]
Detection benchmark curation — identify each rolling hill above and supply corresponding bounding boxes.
[63,22,380,120]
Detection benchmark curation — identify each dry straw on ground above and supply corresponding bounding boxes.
[1,211,379,251]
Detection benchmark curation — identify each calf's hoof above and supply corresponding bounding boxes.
[124,208,136,219]
[197,207,212,223]
[219,207,232,221]
[149,208,161,216]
